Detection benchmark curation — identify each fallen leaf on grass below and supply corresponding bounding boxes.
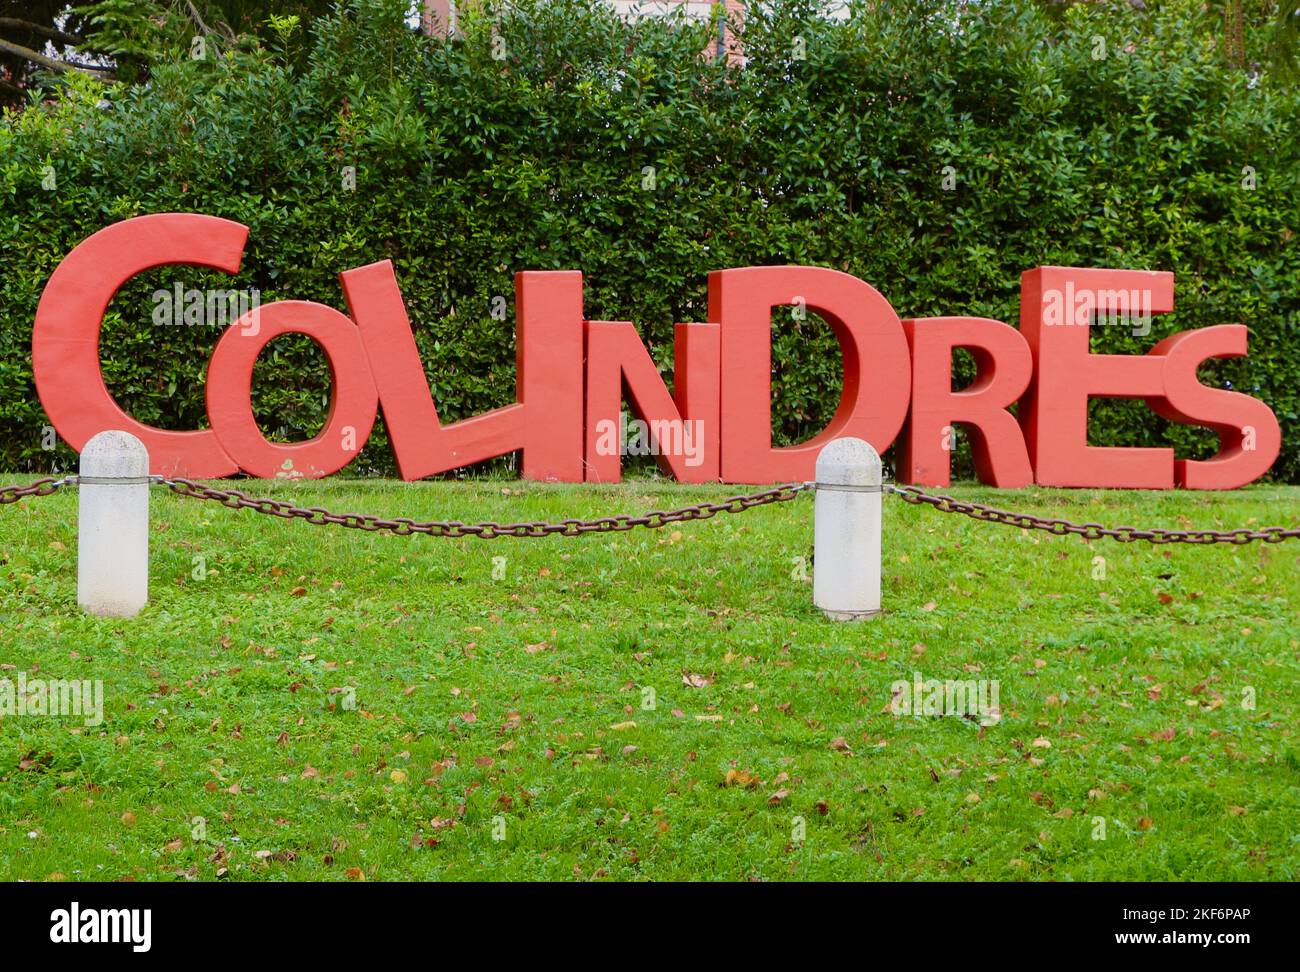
[723,768,759,789]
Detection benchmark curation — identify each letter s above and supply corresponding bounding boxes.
[1148,324,1281,489]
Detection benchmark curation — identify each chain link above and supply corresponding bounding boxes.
[158,477,812,538]
[5,474,1297,545]
[887,483,1300,545]
[0,477,74,505]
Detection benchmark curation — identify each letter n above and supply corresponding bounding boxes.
[584,321,719,482]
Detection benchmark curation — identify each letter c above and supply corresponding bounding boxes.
[33,213,248,477]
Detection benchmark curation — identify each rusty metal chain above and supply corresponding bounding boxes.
[158,477,812,538]
[0,477,75,506]
[6,474,1297,545]
[887,483,1300,545]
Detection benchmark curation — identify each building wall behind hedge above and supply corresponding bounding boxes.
[2,0,1297,480]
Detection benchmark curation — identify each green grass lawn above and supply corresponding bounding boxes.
[1,477,1298,881]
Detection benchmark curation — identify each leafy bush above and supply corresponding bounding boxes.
[2,0,1297,481]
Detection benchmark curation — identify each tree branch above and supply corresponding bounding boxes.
[0,37,115,77]
[0,17,85,48]
[180,0,235,43]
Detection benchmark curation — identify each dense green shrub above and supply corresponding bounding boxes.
[2,0,1297,480]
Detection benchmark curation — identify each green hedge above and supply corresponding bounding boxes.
[2,0,1298,480]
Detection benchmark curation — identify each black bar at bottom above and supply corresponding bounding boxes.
[0,881,1278,957]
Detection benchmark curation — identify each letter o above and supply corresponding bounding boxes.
[206,301,378,478]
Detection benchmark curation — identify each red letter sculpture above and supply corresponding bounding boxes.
[342,261,584,481]
[709,266,911,483]
[1019,267,1175,488]
[32,213,248,477]
[33,216,1283,489]
[1149,325,1281,489]
[583,320,720,482]
[899,317,1034,488]
[206,301,378,478]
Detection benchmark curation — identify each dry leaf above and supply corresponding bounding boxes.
[723,768,759,789]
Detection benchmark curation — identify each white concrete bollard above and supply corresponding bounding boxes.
[813,437,882,621]
[77,430,151,618]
